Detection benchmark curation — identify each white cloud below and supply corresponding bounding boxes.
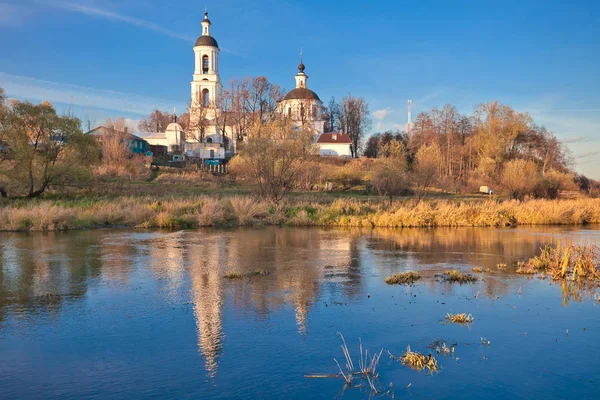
[0,71,186,116]
[373,107,391,121]
[32,0,243,56]
[35,0,194,41]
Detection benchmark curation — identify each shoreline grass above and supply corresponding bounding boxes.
[1,196,600,232]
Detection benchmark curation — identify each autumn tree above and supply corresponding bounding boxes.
[230,119,316,204]
[372,141,409,205]
[340,95,370,157]
[412,143,443,200]
[501,159,539,200]
[0,98,98,197]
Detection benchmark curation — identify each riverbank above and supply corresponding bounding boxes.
[1,196,599,231]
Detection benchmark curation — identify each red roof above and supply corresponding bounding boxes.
[317,132,352,144]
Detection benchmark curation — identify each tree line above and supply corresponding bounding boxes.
[364,102,591,200]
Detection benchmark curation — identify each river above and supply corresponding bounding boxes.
[1,226,599,399]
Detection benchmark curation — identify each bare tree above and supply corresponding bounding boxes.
[138,109,189,132]
[340,95,370,158]
[412,143,443,200]
[231,119,316,204]
[324,96,341,132]
[372,141,409,205]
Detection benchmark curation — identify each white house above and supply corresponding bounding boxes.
[144,122,186,153]
[316,130,352,157]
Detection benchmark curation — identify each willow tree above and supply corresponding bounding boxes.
[0,97,98,197]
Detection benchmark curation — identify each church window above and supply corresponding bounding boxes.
[202,89,210,107]
[202,55,209,74]
[312,106,318,118]
[207,137,213,143]
[300,105,305,118]
[288,107,291,118]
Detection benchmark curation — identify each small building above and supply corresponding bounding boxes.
[143,122,186,154]
[316,130,352,157]
[87,126,148,155]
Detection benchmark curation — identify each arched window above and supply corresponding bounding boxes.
[300,104,305,118]
[206,137,213,143]
[312,106,318,118]
[202,55,209,74]
[202,89,210,107]
[288,107,292,118]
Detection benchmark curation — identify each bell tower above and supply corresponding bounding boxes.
[191,10,220,113]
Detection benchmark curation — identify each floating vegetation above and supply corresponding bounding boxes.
[435,342,455,356]
[445,313,474,324]
[516,243,600,282]
[442,270,478,284]
[248,269,270,277]
[224,271,243,279]
[391,345,438,373]
[385,271,421,285]
[497,263,508,271]
[472,267,483,273]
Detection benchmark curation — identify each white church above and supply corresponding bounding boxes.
[145,11,352,159]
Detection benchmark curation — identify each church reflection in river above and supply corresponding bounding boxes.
[0,225,596,378]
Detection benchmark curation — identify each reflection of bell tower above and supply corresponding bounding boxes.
[189,239,228,378]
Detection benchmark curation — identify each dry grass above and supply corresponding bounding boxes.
[1,196,600,231]
[442,270,478,284]
[445,313,474,324]
[385,271,421,285]
[516,243,600,282]
[472,267,483,273]
[396,346,438,373]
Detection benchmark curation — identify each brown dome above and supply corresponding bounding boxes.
[283,87,321,101]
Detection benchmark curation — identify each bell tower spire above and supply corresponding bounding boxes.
[201,10,211,36]
[295,48,308,89]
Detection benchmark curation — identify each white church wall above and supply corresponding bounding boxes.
[319,143,352,157]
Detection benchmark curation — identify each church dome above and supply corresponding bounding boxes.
[166,122,184,132]
[195,35,219,48]
[283,87,321,102]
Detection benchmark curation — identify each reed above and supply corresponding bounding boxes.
[516,243,599,282]
[385,271,421,285]
[442,270,478,284]
[445,313,474,324]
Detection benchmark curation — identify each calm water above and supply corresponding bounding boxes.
[1,226,599,399]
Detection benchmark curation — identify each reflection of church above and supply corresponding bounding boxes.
[146,11,350,160]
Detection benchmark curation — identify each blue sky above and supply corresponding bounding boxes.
[1,0,599,177]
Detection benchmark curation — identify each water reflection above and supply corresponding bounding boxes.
[0,225,598,380]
